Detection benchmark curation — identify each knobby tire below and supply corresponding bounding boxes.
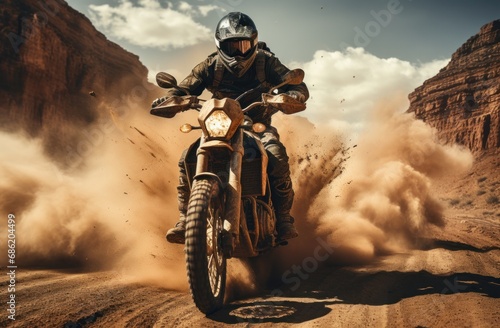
[185,178,226,314]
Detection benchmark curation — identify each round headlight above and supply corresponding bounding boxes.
[205,110,232,138]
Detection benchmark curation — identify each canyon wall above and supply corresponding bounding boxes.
[407,20,500,153]
[0,0,157,145]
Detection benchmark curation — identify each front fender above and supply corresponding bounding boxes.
[193,172,224,190]
[198,140,234,152]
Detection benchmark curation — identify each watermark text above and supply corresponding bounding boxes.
[6,214,17,321]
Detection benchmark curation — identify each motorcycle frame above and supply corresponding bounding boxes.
[188,100,271,257]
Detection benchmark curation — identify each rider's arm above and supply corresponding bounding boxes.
[164,57,213,97]
[152,58,211,108]
[176,61,210,96]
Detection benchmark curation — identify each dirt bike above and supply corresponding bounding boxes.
[150,69,305,314]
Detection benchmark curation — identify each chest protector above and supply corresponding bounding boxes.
[212,49,270,90]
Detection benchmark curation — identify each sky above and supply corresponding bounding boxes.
[65,0,500,131]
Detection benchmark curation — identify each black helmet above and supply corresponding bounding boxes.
[215,12,258,77]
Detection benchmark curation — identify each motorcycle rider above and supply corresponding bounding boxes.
[152,12,309,244]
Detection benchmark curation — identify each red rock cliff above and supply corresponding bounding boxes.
[407,20,500,153]
[0,0,156,139]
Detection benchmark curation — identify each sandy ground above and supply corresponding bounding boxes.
[0,150,498,328]
[0,209,498,328]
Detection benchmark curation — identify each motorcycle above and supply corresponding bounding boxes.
[150,69,305,314]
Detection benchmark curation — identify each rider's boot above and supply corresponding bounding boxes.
[276,215,299,241]
[272,176,298,241]
[166,213,186,244]
[166,169,189,244]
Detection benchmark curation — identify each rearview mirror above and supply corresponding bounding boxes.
[269,69,305,94]
[282,69,304,85]
[156,72,178,89]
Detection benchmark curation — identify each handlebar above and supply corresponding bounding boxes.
[151,68,306,118]
[151,92,305,119]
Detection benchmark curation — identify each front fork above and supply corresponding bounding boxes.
[224,129,244,243]
[193,130,244,253]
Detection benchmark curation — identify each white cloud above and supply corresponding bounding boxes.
[88,0,218,49]
[290,47,449,133]
[178,1,193,13]
[198,5,220,17]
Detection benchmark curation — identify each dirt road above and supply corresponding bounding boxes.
[1,212,498,328]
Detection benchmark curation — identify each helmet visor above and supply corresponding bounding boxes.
[219,39,253,57]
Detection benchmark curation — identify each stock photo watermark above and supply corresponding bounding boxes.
[7,0,62,54]
[271,237,335,294]
[6,214,17,321]
[233,236,337,323]
[340,0,411,50]
[199,0,245,18]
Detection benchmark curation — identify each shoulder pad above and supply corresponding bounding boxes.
[257,48,274,58]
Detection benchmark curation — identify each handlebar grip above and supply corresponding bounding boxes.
[150,95,199,118]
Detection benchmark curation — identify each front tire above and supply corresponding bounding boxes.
[185,178,226,314]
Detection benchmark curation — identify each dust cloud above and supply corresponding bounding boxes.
[305,102,474,263]
[225,99,473,298]
[0,100,196,290]
[0,93,473,297]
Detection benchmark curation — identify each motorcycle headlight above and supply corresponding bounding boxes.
[205,110,232,138]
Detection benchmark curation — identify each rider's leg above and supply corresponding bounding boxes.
[260,126,298,241]
[166,150,190,244]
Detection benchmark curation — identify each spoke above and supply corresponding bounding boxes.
[207,206,215,255]
[208,254,218,292]
[208,253,214,270]
[206,189,222,295]
[208,206,215,225]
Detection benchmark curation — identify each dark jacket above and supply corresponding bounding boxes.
[164,49,309,123]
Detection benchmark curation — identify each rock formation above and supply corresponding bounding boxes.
[0,0,157,152]
[407,20,500,153]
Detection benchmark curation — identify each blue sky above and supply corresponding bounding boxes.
[65,0,499,129]
[67,0,499,63]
